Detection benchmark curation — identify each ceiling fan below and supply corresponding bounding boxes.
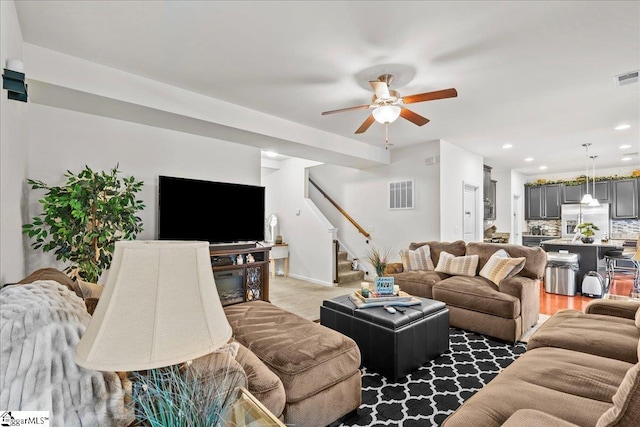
[321,74,457,147]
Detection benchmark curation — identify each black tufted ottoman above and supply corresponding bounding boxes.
[321,295,449,381]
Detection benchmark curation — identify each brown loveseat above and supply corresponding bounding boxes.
[442,299,640,426]
[387,240,546,343]
[1,269,361,427]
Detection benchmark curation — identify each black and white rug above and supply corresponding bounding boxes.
[339,328,527,427]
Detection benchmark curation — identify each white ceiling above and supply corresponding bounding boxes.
[13,1,640,175]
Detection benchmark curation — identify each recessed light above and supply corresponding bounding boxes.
[619,144,632,149]
[539,165,548,170]
[622,156,632,161]
[264,151,278,158]
[502,144,513,149]
[615,124,631,130]
[524,157,534,162]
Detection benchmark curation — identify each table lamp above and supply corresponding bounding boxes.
[76,240,232,371]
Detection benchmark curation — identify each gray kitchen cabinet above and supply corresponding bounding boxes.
[525,184,561,220]
[483,165,495,220]
[562,184,583,204]
[562,181,611,204]
[611,178,638,219]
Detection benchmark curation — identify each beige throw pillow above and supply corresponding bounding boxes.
[479,249,526,285]
[435,251,479,277]
[400,245,435,271]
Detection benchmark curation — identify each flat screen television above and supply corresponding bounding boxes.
[158,175,265,244]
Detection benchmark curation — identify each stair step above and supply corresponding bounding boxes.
[338,260,354,272]
[337,269,365,284]
[337,251,349,261]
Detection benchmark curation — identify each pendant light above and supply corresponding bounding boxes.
[580,143,593,204]
[588,155,600,207]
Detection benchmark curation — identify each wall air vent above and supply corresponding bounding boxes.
[389,180,414,210]
[615,70,639,86]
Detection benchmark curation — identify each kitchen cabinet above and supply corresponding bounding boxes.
[483,165,495,220]
[525,184,561,220]
[561,181,611,204]
[562,184,583,204]
[611,178,638,219]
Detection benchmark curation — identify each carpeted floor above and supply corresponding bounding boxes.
[339,328,527,426]
[268,275,361,321]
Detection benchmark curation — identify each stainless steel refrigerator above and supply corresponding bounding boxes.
[560,204,610,239]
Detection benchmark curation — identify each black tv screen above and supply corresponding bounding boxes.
[158,176,265,244]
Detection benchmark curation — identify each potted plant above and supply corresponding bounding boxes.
[364,246,393,277]
[577,222,599,244]
[22,164,145,282]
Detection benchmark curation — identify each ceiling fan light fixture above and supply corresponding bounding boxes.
[372,105,401,124]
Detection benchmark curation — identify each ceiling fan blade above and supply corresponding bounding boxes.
[370,81,391,100]
[355,114,375,134]
[402,88,458,104]
[400,108,430,126]
[321,104,371,115]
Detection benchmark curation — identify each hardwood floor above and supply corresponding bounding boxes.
[539,274,636,315]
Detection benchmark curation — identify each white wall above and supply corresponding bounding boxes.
[0,0,28,284]
[25,104,261,274]
[308,141,441,278]
[261,157,335,285]
[439,140,484,242]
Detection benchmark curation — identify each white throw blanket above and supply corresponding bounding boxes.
[0,280,132,426]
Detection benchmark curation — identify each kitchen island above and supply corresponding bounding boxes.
[541,239,624,294]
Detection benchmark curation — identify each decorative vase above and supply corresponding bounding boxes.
[581,236,594,244]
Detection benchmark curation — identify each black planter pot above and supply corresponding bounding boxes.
[581,236,594,244]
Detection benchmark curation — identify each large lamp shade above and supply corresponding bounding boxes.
[76,240,232,371]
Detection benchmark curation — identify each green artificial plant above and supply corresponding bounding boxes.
[23,164,145,282]
[577,222,599,238]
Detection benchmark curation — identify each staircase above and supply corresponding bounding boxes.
[337,251,365,284]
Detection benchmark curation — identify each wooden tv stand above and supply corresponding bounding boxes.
[210,245,271,306]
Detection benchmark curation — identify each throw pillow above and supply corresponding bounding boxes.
[434,251,479,277]
[479,250,526,285]
[77,279,104,300]
[400,245,435,271]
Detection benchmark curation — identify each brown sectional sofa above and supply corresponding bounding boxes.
[224,300,362,427]
[442,299,640,426]
[2,269,361,427]
[387,240,546,342]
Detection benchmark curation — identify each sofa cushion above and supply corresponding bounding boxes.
[433,275,520,319]
[527,309,639,364]
[409,240,466,267]
[234,341,286,418]
[466,242,546,280]
[636,306,640,328]
[389,270,449,299]
[224,301,361,404]
[479,249,526,285]
[435,251,479,277]
[399,245,434,271]
[442,347,632,427]
[596,362,640,427]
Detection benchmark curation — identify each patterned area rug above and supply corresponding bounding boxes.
[339,328,527,426]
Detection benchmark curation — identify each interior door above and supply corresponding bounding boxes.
[512,195,522,244]
[463,184,478,243]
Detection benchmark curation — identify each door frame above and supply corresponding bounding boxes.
[512,194,522,245]
[462,182,480,243]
